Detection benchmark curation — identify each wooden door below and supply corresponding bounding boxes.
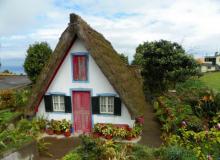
[72,91,91,133]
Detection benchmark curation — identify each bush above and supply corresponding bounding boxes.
[17,119,32,133]
[0,89,15,109]
[166,128,220,159]
[62,150,82,160]
[63,135,159,160]
[161,145,197,160]
[0,129,33,154]
[14,89,30,108]
[130,145,155,160]
[185,115,203,132]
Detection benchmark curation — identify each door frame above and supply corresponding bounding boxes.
[70,88,93,133]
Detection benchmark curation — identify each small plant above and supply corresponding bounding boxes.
[37,139,53,157]
[60,119,71,132]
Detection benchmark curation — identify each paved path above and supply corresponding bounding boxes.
[138,102,162,147]
[0,75,31,89]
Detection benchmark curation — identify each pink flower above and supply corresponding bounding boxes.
[207,155,212,160]
[216,123,220,130]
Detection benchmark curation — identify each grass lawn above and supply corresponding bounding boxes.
[200,72,220,92]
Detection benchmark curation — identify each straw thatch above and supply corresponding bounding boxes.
[27,13,147,118]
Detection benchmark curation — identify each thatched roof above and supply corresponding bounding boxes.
[27,13,147,118]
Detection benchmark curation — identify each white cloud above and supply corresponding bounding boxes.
[2,0,220,63]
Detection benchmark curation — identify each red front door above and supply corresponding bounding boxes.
[72,91,92,133]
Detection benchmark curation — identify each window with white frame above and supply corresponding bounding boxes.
[52,95,65,112]
[99,96,114,114]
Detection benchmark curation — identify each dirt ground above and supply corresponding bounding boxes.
[138,102,162,147]
[39,137,81,160]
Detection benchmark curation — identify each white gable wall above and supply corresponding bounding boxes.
[37,38,134,127]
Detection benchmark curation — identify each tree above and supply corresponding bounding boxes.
[133,40,198,94]
[24,42,52,83]
[118,53,129,65]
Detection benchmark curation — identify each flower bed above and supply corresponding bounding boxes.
[44,119,72,137]
[93,121,143,141]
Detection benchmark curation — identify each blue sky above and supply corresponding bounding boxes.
[1,0,220,69]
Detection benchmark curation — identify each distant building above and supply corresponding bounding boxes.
[199,52,220,73]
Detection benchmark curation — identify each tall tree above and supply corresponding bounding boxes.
[24,42,52,83]
[133,40,198,94]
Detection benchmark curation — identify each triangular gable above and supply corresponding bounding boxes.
[27,13,147,118]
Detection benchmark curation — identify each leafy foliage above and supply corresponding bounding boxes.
[62,135,158,160]
[161,145,197,160]
[166,129,220,159]
[0,110,21,132]
[0,88,30,110]
[133,40,198,94]
[0,89,15,109]
[23,42,52,83]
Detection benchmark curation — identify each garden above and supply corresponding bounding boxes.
[92,117,143,141]
[153,79,220,159]
[62,135,197,160]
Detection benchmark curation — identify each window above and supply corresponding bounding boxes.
[99,96,114,114]
[52,95,65,112]
[73,55,87,81]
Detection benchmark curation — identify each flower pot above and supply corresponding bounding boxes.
[125,136,133,140]
[55,130,62,135]
[64,131,71,137]
[46,129,54,135]
[105,135,112,140]
[93,132,102,138]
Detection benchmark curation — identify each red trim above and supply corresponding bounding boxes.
[34,38,76,112]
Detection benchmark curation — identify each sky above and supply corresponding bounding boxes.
[1,0,220,70]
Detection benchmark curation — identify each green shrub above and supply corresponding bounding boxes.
[130,145,155,160]
[185,115,203,132]
[62,150,82,160]
[17,119,32,133]
[63,135,159,160]
[0,129,33,154]
[161,145,197,160]
[0,89,15,109]
[14,89,30,108]
[166,128,220,159]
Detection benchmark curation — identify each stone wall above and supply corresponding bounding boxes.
[0,140,39,160]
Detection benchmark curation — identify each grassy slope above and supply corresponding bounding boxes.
[200,72,220,92]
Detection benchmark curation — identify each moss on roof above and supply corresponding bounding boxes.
[27,13,147,118]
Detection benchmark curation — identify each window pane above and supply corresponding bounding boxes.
[60,96,64,103]
[99,96,114,114]
[73,56,87,81]
[52,95,65,112]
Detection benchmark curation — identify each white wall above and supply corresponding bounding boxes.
[36,38,134,127]
[216,56,220,65]
[201,65,216,73]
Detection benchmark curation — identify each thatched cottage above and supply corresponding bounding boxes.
[27,13,146,133]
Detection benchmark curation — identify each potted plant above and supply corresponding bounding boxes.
[46,126,54,135]
[64,129,71,137]
[117,127,127,139]
[52,120,62,134]
[125,131,133,140]
[102,124,113,139]
[60,119,71,133]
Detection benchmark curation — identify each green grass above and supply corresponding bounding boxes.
[200,72,220,92]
